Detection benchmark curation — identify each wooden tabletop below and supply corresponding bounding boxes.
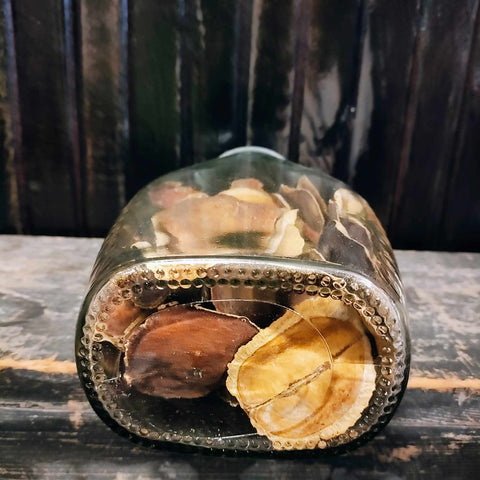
[0,235,479,479]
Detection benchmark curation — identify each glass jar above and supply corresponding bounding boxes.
[76,146,409,453]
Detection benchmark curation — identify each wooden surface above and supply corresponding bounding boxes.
[0,235,479,479]
[0,1,479,251]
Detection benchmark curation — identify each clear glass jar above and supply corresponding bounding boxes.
[76,147,409,453]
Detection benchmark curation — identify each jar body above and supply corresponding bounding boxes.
[76,147,409,453]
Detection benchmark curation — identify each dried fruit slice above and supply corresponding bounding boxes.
[124,306,258,398]
[227,296,376,449]
[101,300,147,340]
[152,194,281,254]
[149,181,206,209]
[266,209,305,257]
[279,183,325,244]
[219,187,276,206]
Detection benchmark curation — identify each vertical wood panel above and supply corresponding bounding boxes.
[299,0,362,171]
[2,0,26,233]
[353,0,421,227]
[233,0,254,147]
[250,0,294,153]
[128,0,178,197]
[80,0,128,236]
[388,0,479,249]
[440,6,480,251]
[12,0,77,235]
[0,1,17,233]
[178,0,195,166]
[63,0,84,234]
[287,0,312,163]
[199,0,236,158]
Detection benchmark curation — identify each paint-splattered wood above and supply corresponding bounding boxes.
[0,236,479,479]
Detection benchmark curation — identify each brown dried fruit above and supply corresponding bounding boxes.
[317,200,377,275]
[102,300,146,338]
[266,209,305,257]
[124,306,259,398]
[219,179,276,206]
[279,183,325,244]
[152,194,281,254]
[227,297,375,450]
[230,178,265,190]
[149,181,206,209]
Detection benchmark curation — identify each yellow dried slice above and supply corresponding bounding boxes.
[266,209,305,257]
[226,296,376,450]
[219,187,276,206]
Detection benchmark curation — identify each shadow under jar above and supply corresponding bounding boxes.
[75,147,410,453]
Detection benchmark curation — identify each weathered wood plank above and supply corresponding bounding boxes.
[80,0,129,236]
[248,0,363,170]
[0,1,17,233]
[10,0,79,235]
[249,0,294,153]
[0,236,479,478]
[199,0,237,158]
[388,0,480,249]
[1,0,26,234]
[440,5,480,252]
[353,0,420,229]
[127,0,179,197]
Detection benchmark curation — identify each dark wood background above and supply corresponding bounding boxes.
[0,0,479,251]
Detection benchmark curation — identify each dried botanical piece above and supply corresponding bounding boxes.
[152,194,281,254]
[333,187,385,235]
[124,306,259,398]
[266,209,305,257]
[279,181,325,244]
[317,200,378,275]
[149,181,207,209]
[227,296,375,449]
[102,300,146,338]
[219,178,276,206]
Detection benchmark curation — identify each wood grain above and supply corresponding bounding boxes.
[80,0,129,236]
[353,0,420,228]
[0,2,18,234]
[127,0,179,197]
[10,0,79,235]
[0,1,479,251]
[387,0,480,249]
[440,5,480,251]
[0,236,479,479]
[199,0,237,158]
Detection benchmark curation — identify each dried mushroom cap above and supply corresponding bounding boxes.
[124,306,259,398]
[279,183,325,244]
[152,194,281,254]
[226,296,375,450]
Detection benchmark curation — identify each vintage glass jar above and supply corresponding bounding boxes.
[76,146,410,453]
